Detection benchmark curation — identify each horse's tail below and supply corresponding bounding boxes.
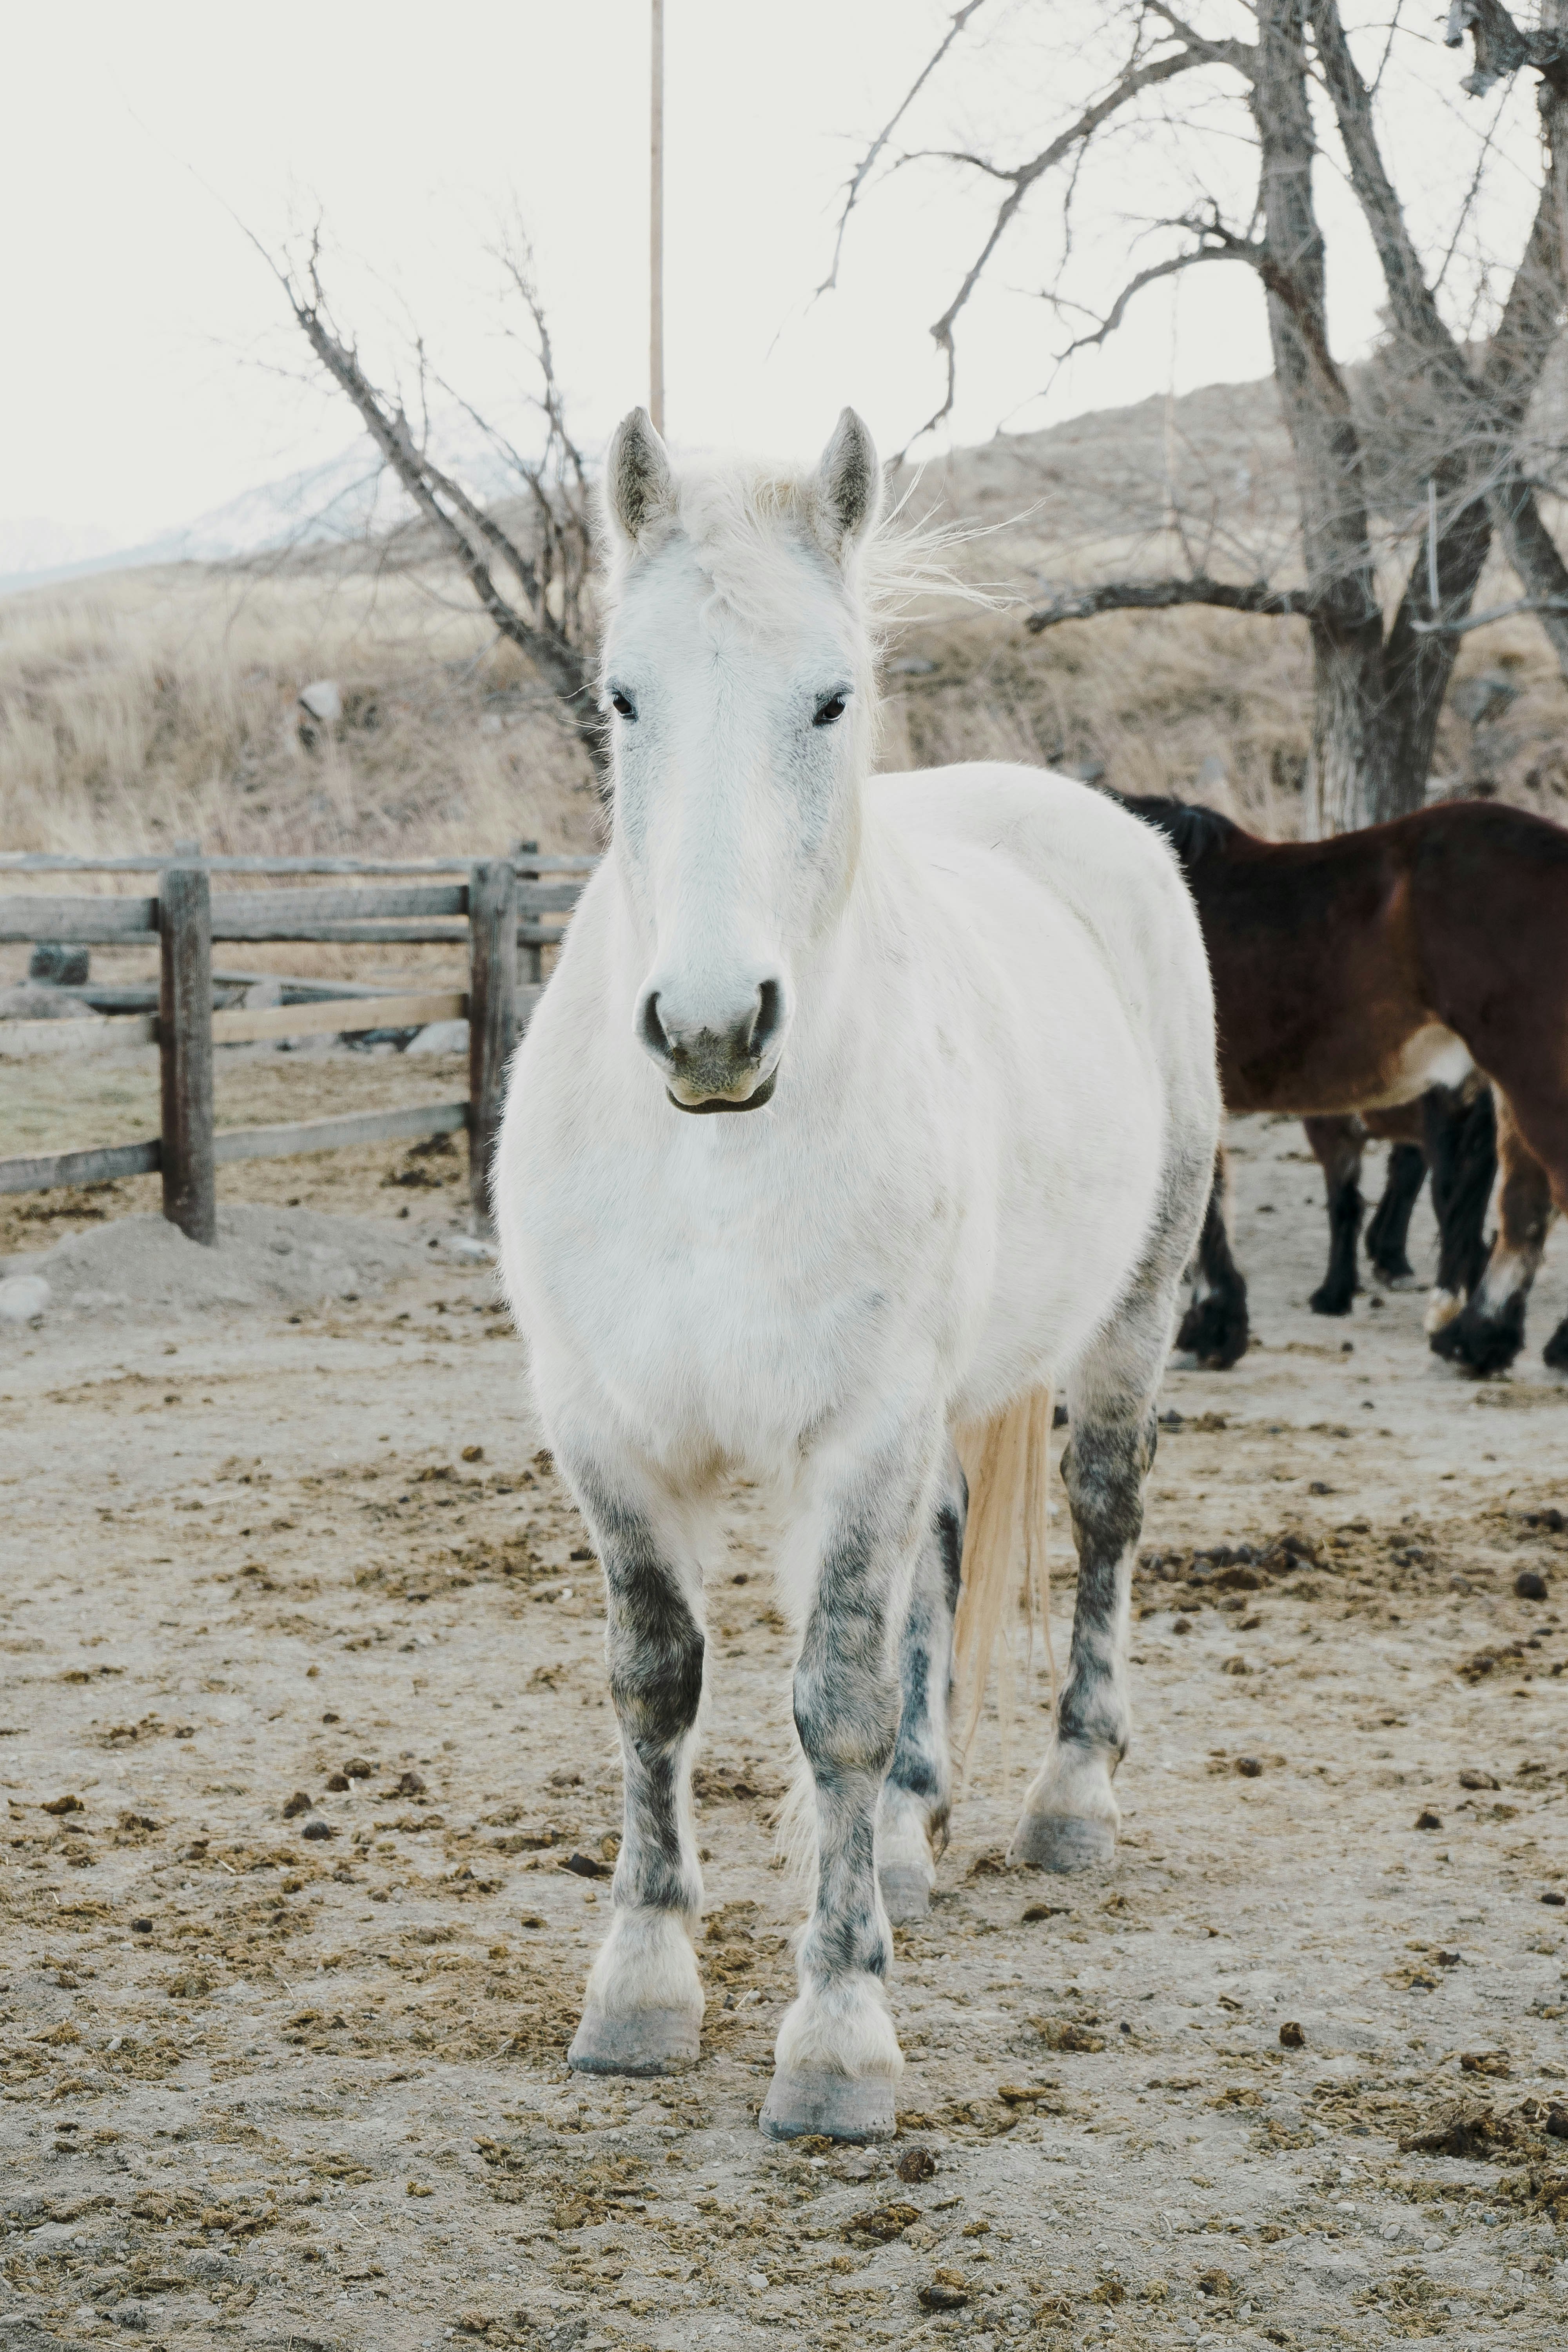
[951,1385,1057,1768]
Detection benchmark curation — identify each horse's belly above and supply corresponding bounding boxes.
[1372,1022,1474,1108]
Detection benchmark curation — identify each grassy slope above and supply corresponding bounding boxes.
[4,375,1567,873]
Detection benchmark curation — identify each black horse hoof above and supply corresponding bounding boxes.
[1176,1295,1249,1370]
[1543,1318,1568,1374]
[1368,1254,1416,1286]
[1308,1283,1354,1318]
[1431,1298,1524,1377]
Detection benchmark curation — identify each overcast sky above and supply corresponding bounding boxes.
[2,2,1526,546]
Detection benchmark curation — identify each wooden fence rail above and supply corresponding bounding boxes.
[0,858,595,1239]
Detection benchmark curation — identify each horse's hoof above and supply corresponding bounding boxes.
[759,2067,896,2143]
[1543,1320,1568,1374]
[878,1866,931,1924]
[1308,1285,1353,1318]
[1175,1296,1249,1370]
[1010,1811,1116,1873]
[1431,1303,1523,1377]
[568,2005,700,2076]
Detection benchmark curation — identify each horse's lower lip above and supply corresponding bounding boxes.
[666,1067,778,1116]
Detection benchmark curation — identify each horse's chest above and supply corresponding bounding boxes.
[534,1134,962,1447]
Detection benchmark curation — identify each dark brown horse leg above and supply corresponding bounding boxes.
[1423,1081,1497,1336]
[1304,1116,1365,1317]
[1365,1142,1426,1286]
[1174,1147,1249,1369]
[1432,1095,1554,1375]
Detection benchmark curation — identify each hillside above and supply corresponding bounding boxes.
[3,375,1567,873]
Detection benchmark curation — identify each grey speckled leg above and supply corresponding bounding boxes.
[876,1446,966,1923]
[764,1421,941,2142]
[1014,1138,1211,1873]
[559,1458,708,2077]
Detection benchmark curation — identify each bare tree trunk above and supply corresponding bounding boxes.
[836,0,1568,833]
[1250,0,1387,834]
[1380,483,1492,804]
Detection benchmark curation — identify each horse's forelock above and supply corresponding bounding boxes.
[601,447,987,653]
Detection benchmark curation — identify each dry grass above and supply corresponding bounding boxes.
[5,375,1568,869]
[0,553,603,868]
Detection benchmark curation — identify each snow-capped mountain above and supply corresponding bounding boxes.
[0,517,118,577]
[0,422,536,597]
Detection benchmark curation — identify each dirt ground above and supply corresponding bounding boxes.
[2,1110,1566,2352]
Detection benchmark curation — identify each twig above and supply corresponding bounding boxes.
[814,2,993,302]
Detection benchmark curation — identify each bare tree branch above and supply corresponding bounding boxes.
[1410,591,1568,635]
[1027,575,1316,631]
[1444,0,1568,97]
[914,38,1235,441]
[254,226,608,789]
[1490,472,1568,666]
[1053,240,1243,358]
[1309,0,1473,382]
[814,1,993,301]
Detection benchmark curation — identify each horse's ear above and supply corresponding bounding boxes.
[604,407,675,546]
[812,407,882,562]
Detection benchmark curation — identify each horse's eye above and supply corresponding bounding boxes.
[610,690,637,720]
[813,693,847,728]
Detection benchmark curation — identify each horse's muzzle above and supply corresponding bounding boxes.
[637,974,788,1112]
[666,1067,779,1116]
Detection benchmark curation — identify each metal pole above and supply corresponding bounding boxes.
[650,0,665,435]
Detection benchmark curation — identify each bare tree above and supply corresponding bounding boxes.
[260,225,608,789]
[831,1,1568,832]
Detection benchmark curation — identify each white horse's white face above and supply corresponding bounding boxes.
[599,408,883,1113]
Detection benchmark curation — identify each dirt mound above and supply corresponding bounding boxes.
[2,1202,438,1320]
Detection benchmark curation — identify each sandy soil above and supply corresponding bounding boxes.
[2,1114,1566,2352]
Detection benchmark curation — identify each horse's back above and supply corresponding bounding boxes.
[871,760,1216,1108]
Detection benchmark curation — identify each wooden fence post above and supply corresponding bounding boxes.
[468,859,517,1236]
[159,865,216,1245]
[517,839,543,983]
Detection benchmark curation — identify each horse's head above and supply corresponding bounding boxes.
[599,406,882,1113]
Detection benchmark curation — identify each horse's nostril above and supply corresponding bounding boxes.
[640,989,671,1062]
[751,978,784,1061]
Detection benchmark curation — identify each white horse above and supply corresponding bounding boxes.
[496,407,1220,2143]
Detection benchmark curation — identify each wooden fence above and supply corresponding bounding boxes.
[0,855,595,1241]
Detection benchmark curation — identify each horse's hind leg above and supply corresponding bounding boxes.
[1175,1145,1249,1368]
[1432,1093,1553,1376]
[876,1445,966,1924]
[1424,1080,1497,1333]
[1305,1116,1365,1316]
[556,1455,707,2076]
[1365,1142,1426,1287]
[1013,1160,1204,1871]
[761,1421,938,2143]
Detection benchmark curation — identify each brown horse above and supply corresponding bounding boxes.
[1122,796,1568,1376]
[1301,1084,1495,1321]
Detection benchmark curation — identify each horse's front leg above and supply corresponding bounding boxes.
[560,1458,707,2076]
[761,1433,935,2143]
